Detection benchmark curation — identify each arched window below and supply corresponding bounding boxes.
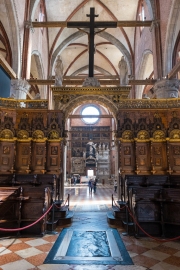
[81,105,100,125]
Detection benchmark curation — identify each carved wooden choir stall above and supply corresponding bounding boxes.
[108,103,180,238]
[0,107,72,236]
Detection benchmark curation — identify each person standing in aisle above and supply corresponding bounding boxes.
[114,179,117,192]
[94,179,97,193]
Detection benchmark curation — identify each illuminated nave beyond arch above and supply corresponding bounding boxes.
[0,0,180,269]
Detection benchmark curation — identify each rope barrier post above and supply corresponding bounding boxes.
[122,203,129,236]
[68,193,70,209]
[45,201,58,235]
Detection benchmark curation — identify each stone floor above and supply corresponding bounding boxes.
[0,183,180,269]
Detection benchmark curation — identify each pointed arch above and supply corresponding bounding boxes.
[136,49,153,98]
[51,30,132,76]
[163,0,180,75]
[71,65,112,76]
[2,0,21,77]
[31,50,47,99]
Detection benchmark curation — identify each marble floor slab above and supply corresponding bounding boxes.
[44,228,133,265]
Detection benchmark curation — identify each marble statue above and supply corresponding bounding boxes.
[118,56,128,85]
[54,55,63,86]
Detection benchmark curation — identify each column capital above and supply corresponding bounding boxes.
[154,78,179,99]
[11,79,32,99]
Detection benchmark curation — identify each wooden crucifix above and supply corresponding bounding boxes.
[67,7,117,78]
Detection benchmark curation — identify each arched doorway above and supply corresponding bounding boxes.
[64,102,118,186]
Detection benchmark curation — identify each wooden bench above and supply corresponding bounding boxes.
[0,187,21,236]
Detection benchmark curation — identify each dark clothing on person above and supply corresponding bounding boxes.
[94,181,97,193]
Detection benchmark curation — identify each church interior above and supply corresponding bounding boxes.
[0,0,180,269]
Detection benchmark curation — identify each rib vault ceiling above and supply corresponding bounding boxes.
[40,0,141,77]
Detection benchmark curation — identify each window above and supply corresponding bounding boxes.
[81,105,100,125]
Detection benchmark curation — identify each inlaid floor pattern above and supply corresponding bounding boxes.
[0,184,180,270]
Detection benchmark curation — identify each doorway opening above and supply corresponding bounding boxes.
[87,169,94,177]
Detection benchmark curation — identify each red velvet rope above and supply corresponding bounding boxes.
[0,204,53,232]
[112,196,126,210]
[54,195,69,209]
[126,205,180,242]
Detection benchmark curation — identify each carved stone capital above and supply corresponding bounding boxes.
[11,79,31,99]
[82,77,100,87]
[154,79,179,99]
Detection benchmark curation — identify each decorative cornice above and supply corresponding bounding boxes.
[52,86,131,96]
[0,54,16,79]
[47,138,64,142]
[17,138,32,142]
[117,98,180,109]
[0,98,48,109]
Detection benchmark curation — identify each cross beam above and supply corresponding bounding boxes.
[27,79,157,86]
[29,21,152,28]
[27,79,120,85]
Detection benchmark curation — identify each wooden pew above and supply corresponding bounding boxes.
[0,187,21,236]
[162,188,180,237]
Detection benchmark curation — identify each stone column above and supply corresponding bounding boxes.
[11,79,33,99]
[154,79,179,98]
[63,144,67,183]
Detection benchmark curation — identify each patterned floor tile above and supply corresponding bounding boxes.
[26,253,47,266]
[152,244,179,255]
[174,250,180,257]
[163,241,180,250]
[142,249,170,261]
[8,242,31,252]
[42,235,58,242]
[126,244,149,254]
[1,259,34,270]
[163,255,180,267]
[25,239,49,247]
[0,247,11,256]
[0,238,22,247]
[0,252,21,265]
[0,185,180,270]
[34,243,53,252]
[151,261,180,270]
[132,254,160,268]
[15,247,43,258]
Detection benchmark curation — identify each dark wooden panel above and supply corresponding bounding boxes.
[0,142,15,172]
[120,143,135,174]
[15,141,31,173]
[31,142,46,173]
